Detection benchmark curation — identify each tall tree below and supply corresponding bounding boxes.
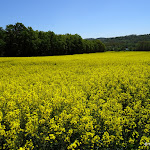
[0,27,6,56]
[5,23,28,56]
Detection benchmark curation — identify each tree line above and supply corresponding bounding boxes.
[95,34,150,51]
[136,41,150,51]
[0,23,106,57]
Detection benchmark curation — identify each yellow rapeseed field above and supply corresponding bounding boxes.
[0,52,150,149]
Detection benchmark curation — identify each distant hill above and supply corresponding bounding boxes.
[86,34,150,51]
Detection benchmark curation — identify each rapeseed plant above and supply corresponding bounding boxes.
[0,52,149,149]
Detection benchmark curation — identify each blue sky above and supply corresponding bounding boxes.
[0,0,150,38]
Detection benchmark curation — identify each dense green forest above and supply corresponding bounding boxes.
[0,22,150,56]
[96,34,150,51]
[0,23,105,57]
